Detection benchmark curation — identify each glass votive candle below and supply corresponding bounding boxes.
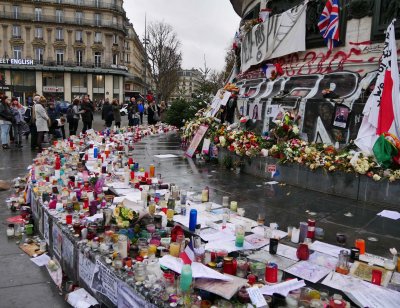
[148,244,157,256]
[146,224,156,233]
[315,227,324,240]
[139,247,149,258]
[222,196,229,207]
[237,208,245,217]
[169,242,180,257]
[230,201,238,212]
[355,238,365,254]
[236,257,249,278]
[287,226,294,238]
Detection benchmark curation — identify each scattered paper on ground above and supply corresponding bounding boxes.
[31,253,51,266]
[260,278,306,296]
[377,210,400,220]
[154,154,178,158]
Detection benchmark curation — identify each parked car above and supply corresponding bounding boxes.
[55,101,71,114]
[120,104,128,116]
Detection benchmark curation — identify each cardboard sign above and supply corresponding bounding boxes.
[186,125,209,158]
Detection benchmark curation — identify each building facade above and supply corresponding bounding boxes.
[170,69,202,101]
[0,0,151,104]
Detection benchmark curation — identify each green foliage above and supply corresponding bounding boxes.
[165,98,207,128]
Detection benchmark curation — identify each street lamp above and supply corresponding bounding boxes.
[142,14,150,96]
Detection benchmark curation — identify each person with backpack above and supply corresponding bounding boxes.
[137,99,145,125]
[0,95,14,149]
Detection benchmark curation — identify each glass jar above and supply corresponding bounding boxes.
[114,253,123,270]
[118,234,128,259]
[297,243,310,260]
[223,257,236,275]
[236,257,249,278]
[135,263,147,282]
[335,250,350,275]
[6,224,14,237]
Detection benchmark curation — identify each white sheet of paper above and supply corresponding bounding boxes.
[265,181,279,185]
[154,154,178,158]
[276,244,299,261]
[308,251,338,270]
[247,250,298,270]
[284,261,331,283]
[229,215,258,228]
[309,241,349,258]
[30,253,51,267]
[346,280,400,308]
[359,253,391,267]
[205,238,258,253]
[85,213,103,222]
[67,288,99,308]
[247,287,268,307]
[260,279,306,297]
[199,228,235,242]
[321,271,363,290]
[158,255,232,281]
[376,210,400,220]
[252,226,288,240]
[107,181,131,189]
[245,234,269,250]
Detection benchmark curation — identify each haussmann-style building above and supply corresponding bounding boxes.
[0,0,152,104]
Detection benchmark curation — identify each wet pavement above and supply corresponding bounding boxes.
[0,113,399,307]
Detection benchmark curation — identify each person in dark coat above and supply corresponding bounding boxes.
[80,94,94,133]
[102,99,113,128]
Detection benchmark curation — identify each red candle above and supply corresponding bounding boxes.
[307,219,315,240]
[371,269,382,285]
[296,243,310,260]
[144,171,149,178]
[247,274,257,285]
[265,263,278,283]
[128,158,133,165]
[83,199,89,209]
[66,214,72,224]
[130,171,135,180]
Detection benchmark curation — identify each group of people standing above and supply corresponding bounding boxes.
[0,93,95,152]
[101,98,124,129]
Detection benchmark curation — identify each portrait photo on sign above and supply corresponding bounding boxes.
[249,102,262,121]
[332,105,350,129]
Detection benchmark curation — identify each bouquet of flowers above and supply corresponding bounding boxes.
[113,204,138,228]
[269,112,300,142]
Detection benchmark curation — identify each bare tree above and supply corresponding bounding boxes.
[146,22,182,101]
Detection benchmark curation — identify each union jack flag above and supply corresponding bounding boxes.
[318,0,340,50]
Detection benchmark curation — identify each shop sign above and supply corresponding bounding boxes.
[0,58,34,65]
[0,85,12,91]
[111,64,128,71]
[43,86,64,93]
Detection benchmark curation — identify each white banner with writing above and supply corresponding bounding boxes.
[241,2,307,72]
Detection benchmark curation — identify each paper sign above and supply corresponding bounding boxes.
[202,138,211,155]
[52,224,63,261]
[92,260,119,305]
[62,236,74,271]
[247,286,268,307]
[31,253,51,267]
[267,164,277,173]
[265,105,280,119]
[78,252,96,291]
[118,281,156,308]
[186,125,209,158]
[44,211,50,245]
[284,261,331,283]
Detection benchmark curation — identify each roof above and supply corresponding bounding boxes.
[230,0,255,17]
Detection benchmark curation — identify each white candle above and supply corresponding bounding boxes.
[291,227,300,243]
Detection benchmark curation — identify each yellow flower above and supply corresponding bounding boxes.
[122,220,130,228]
[113,207,120,217]
[128,210,134,220]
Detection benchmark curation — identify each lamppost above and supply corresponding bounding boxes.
[142,14,150,96]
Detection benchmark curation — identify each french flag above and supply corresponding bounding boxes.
[180,241,195,265]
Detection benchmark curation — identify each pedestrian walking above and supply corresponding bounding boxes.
[102,99,113,128]
[112,99,121,128]
[25,95,40,150]
[0,95,13,149]
[10,98,26,148]
[34,96,50,152]
[137,99,144,124]
[81,94,94,133]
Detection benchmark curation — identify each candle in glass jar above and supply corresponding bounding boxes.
[149,164,155,178]
[118,234,128,259]
[299,222,308,243]
[148,244,157,256]
[169,242,180,257]
[230,201,238,212]
[291,227,300,243]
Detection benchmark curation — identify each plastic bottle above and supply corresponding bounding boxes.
[180,264,192,293]
[189,209,197,232]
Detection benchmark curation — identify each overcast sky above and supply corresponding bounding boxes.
[125,0,241,72]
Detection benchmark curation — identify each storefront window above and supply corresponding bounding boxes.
[71,73,87,98]
[42,72,64,101]
[11,71,36,105]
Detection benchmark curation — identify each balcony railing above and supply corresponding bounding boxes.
[34,60,128,71]
[26,0,124,13]
[0,12,126,33]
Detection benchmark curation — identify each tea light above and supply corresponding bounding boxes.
[291,227,300,243]
[169,242,180,257]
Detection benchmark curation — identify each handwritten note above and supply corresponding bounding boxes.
[78,252,96,291]
[247,286,268,307]
[309,241,348,258]
[260,279,306,297]
[284,261,331,283]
